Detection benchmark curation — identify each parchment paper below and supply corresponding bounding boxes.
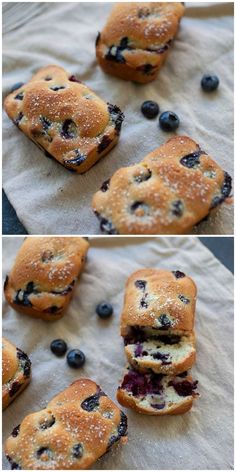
[2,236,234,469]
[2,2,234,235]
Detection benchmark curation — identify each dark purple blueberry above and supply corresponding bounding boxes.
[96,302,113,319]
[172,270,185,278]
[61,119,77,139]
[117,411,127,437]
[212,171,233,208]
[153,39,173,54]
[9,381,21,397]
[40,116,51,130]
[159,111,179,132]
[10,82,24,93]
[141,100,159,119]
[137,63,155,75]
[94,211,118,235]
[39,414,55,430]
[50,86,65,91]
[178,371,188,378]
[130,201,149,215]
[151,402,165,410]
[67,349,86,368]
[65,150,86,167]
[180,150,204,168]
[17,348,31,377]
[44,76,52,81]
[41,250,53,262]
[68,75,81,83]
[4,275,9,290]
[134,343,143,357]
[134,168,152,183]
[158,314,171,329]
[14,112,24,127]
[14,92,24,100]
[135,280,146,291]
[36,447,53,460]
[46,305,61,314]
[100,179,110,192]
[81,393,100,411]
[156,334,181,345]
[171,200,184,217]
[152,352,171,365]
[121,369,163,397]
[95,32,101,46]
[107,103,124,133]
[50,339,67,357]
[105,37,129,64]
[98,135,112,153]
[169,379,198,396]
[201,74,219,92]
[14,282,36,307]
[140,295,148,308]
[72,443,83,459]
[11,425,20,437]
[6,456,21,470]
[178,294,190,304]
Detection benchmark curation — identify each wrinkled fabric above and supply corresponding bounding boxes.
[2,236,234,469]
[2,2,234,235]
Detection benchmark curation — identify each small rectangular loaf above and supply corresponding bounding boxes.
[4,65,124,173]
[5,379,128,470]
[2,337,31,410]
[4,237,89,320]
[92,136,232,234]
[96,2,185,83]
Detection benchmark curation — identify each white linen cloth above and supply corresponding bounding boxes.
[2,236,234,469]
[2,2,234,235]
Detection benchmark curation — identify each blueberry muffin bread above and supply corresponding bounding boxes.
[4,237,89,321]
[96,3,185,83]
[92,136,232,234]
[5,379,128,470]
[2,337,31,410]
[121,269,197,375]
[117,366,198,415]
[4,65,124,173]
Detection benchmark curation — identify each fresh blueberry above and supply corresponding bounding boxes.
[50,339,67,357]
[201,74,219,92]
[141,100,159,119]
[67,349,86,368]
[96,302,113,319]
[159,111,180,132]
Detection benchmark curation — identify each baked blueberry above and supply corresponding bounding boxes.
[11,425,20,437]
[96,302,113,319]
[141,100,159,119]
[72,443,83,459]
[159,111,179,132]
[50,339,67,357]
[67,349,86,368]
[100,179,110,192]
[201,74,219,92]
[172,270,185,278]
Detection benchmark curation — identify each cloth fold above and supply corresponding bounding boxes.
[2,236,234,469]
[2,2,234,235]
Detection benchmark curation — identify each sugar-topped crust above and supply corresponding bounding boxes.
[4,65,124,173]
[92,136,232,234]
[96,2,185,83]
[120,269,197,336]
[4,237,89,321]
[4,379,128,470]
[2,337,31,410]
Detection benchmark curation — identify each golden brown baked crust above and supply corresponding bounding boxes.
[4,237,89,321]
[120,269,197,336]
[4,379,128,470]
[92,136,232,234]
[4,65,124,173]
[2,337,31,410]
[117,368,197,415]
[96,2,185,83]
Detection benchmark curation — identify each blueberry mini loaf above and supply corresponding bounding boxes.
[4,237,89,321]
[96,2,185,83]
[4,65,124,173]
[2,337,31,410]
[5,379,128,470]
[121,269,197,375]
[117,269,199,415]
[92,136,232,234]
